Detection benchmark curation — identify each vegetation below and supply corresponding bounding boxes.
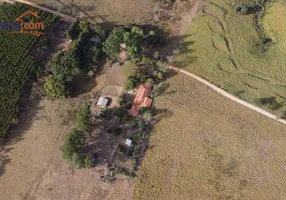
[122,61,140,78]
[61,129,85,163]
[0,3,57,138]
[45,21,104,98]
[43,75,70,98]
[75,103,92,132]
[103,26,144,60]
[66,20,81,40]
[134,74,286,200]
[61,104,92,169]
[173,0,286,117]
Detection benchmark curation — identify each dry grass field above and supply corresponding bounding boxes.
[134,73,286,200]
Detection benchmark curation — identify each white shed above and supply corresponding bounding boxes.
[97,97,108,108]
[125,139,132,146]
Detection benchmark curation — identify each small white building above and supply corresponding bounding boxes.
[125,139,132,146]
[97,97,108,108]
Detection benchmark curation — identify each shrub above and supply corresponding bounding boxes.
[115,107,127,120]
[66,20,81,40]
[156,61,168,72]
[61,129,86,162]
[157,71,164,80]
[124,77,137,90]
[76,103,91,132]
[44,75,70,98]
[123,61,140,78]
[113,127,122,136]
[101,108,113,118]
[83,155,93,168]
[146,78,154,85]
[71,152,84,169]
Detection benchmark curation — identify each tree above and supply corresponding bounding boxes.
[122,61,140,78]
[44,75,70,99]
[103,26,144,60]
[103,27,126,60]
[61,129,86,162]
[66,20,81,40]
[76,103,91,132]
[124,77,137,90]
[157,71,164,80]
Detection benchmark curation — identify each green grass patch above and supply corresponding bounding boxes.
[174,0,286,116]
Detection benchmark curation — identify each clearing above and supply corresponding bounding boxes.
[134,73,286,200]
[173,0,286,117]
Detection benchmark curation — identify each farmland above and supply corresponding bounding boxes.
[134,73,286,199]
[173,0,286,117]
[0,3,57,138]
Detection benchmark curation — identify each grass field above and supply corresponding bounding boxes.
[173,0,286,117]
[0,3,57,138]
[134,73,286,200]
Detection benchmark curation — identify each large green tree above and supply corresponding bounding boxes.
[61,129,86,162]
[43,75,70,98]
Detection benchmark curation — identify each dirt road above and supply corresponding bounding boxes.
[169,66,286,125]
[8,0,76,23]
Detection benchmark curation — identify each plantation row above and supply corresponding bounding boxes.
[0,3,57,138]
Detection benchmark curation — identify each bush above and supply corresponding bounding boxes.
[61,129,86,162]
[84,155,93,168]
[113,127,122,136]
[157,71,164,80]
[146,78,154,85]
[44,75,70,98]
[115,107,127,120]
[76,103,91,132]
[123,61,140,78]
[124,77,137,90]
[66,20,81,40]
[71,152,84,169]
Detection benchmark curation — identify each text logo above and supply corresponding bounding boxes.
[13,10,45,37]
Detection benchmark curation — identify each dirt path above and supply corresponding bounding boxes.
[9,0,76,23]
[169,66,286,125]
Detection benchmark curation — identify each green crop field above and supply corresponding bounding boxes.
[0,3,57,138]
[173,0,286,118]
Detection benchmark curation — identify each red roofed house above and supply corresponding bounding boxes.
[129,84,153,117]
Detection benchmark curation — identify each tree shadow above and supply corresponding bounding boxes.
[282,111,286,119]
[0,99,44,177]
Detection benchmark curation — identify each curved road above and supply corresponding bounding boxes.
[169,66,286,125]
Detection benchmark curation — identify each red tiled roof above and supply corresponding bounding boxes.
[129,84,153,117]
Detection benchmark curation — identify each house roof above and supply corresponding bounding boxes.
[97,97,108,108]
[129,84,152,117]
[134,84,152,104]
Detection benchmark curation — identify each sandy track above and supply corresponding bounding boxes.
[8,0,76,23]
[169,66,286,125]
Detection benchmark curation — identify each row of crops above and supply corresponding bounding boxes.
[0,3,58,138]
